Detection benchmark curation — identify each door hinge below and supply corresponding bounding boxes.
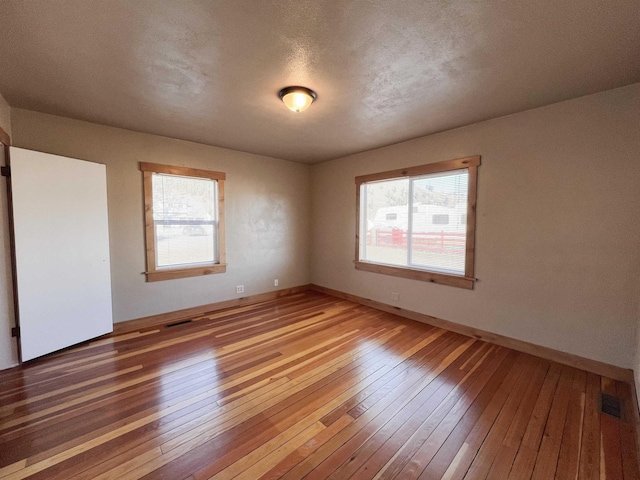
[11,326,20,338]
[1,166,10,177]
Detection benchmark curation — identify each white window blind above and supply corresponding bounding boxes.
[152,173,218,267]
[360,169,469,275]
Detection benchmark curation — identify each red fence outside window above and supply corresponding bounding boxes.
[367,229,466,253]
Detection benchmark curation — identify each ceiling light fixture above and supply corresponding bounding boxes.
[278,86,317,113]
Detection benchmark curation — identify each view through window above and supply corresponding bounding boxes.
[141,162,226,281]
[153,173,218,267]
[360,170,468,274]
[356,156,479,289]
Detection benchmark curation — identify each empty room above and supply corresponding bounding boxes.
[0,1,639,479]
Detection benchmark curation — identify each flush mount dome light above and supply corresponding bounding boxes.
[278,86,317,113]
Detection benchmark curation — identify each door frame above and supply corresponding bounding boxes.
[0,125,22,362]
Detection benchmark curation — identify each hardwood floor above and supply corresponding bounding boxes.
[0,291,638,479]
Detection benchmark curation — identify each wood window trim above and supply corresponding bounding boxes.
[141,162,226,282]
[140,162,225,181]
[0,125,10,148]
[355,155,480,290]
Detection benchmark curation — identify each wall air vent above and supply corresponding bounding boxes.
[599,393,622,419]
[165,319,193,328]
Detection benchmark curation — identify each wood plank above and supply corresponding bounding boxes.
[579,372,602,480]
[310,285,634,383]
[554,370,587,479]
[405,347,514,480]
[356,344,507,479]
[450,355,542,480]
[324,340,487,479]
[85,324,410,479]
[0,290,636,480]
[259,415,354,479]
[434,353,534,480]
[110,345,403,478]
[530,366,576,479]
[180,334,460,478]
[599,377,623,479]
[506,363,562,479]
[616,381,640,480]
[283,338,476,479]
[484,359,550,479]
[209,421,327,480]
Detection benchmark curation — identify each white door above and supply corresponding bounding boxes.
[10,147,113,361]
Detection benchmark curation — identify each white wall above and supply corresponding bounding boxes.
[0,92,18,369]
[10,109,312,325]
[311,83,640,369]
[3,84,640,375]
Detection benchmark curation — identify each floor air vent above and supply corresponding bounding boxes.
[165,319,193,328]
[599,393,622,419]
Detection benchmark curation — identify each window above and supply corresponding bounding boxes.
[356,156,480,289]
[140,162,226,281]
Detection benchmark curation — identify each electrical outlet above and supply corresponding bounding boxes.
[236,285,244,294]
[391,292,399,301]
[274,279,279,287]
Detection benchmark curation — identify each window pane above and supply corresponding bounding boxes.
[361,178,409,267]
[410,170,468,274]
[432,214,449,225]
[152,173,218,267]
[360,169,469,276]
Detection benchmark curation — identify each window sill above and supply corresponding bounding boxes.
[145,263,227,282]
[354,260,475,289]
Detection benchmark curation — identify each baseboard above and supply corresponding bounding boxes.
[112,281,633,384]
[0,361,19,372]
[310,284,634,384]
[112,284,314,335]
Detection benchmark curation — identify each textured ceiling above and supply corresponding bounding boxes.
[0,0,638,163]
